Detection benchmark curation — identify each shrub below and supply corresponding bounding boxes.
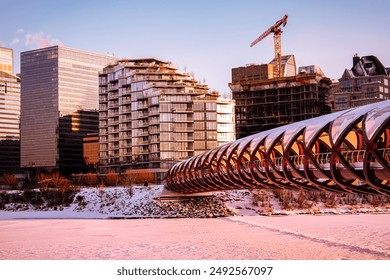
[2,173,18,189]
[297,190,310,209]
[51,172,71,192]
[274,189,294,210]
[104,171,120,186]
[324,192,337,208]
[37,173,52,191]
[121,169,133,186]
[85,173,99,187]
[252,190,270,207]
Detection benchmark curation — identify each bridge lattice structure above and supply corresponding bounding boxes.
[165,101,390,195]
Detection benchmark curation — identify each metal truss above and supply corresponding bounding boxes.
[165,101,390,195]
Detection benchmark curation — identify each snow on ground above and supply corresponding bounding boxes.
[1,214,389,260]
[1,186,390,260]
[0,185,230,219]
[1,185,390,219]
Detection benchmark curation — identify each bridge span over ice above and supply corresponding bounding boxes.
[165,101,390,195]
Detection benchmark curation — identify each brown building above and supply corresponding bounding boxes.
[331,55,390,111]
[230,55,331,139]
[83,133,99,170]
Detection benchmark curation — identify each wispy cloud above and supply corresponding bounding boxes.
[16,28,24,34]
[11,38,20,45]
[25,32,64,48]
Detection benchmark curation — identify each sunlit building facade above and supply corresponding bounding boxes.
[20,46,117,174]
[99,58,235,181]
[83,133,99,165]
[331,55,390,111]
[0,68,20,174]
[0,47,13,74]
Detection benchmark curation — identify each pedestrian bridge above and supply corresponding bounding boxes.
[165,101,390,195]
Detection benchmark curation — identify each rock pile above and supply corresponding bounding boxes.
[72,186,235,218]
[120,197,233,218]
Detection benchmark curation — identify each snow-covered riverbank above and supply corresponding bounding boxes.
[1,185,390,219]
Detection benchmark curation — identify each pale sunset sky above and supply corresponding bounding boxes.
[1,0,389,94]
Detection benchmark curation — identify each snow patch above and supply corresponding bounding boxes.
[1,186,389,219]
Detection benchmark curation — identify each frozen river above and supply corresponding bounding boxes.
[1,214,390,260]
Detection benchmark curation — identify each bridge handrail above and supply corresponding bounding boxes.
[219,148,389,174]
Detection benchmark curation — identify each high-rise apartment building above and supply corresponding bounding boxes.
[0,68,20,174]
[330,55,390,111]
[0,47,13,74]
[216,98,236,146]
[230,55,331,139]
[20,46,117,174]
[99,58,235,180]
[192,96,236,155]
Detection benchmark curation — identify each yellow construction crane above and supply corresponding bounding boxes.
[250,14,288,78]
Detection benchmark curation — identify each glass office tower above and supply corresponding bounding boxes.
[21,46,117,174]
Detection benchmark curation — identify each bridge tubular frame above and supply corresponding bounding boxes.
[165,101,390,195]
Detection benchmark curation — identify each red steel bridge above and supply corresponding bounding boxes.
[165,101,390,195]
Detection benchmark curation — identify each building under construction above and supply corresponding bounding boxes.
[230,15,331,139]
[230,60,331,138]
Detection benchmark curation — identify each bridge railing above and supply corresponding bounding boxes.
[268,148,389,170]
[217,148,389,175]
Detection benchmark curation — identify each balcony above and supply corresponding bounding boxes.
[120,142,132,148]
[133,140,149,146]
[122,107,132,114]
[134,130,149,137]
[121,97,132,105]
[149,109,159,116]
[172,126,193,132]
[136,121,149,128]
[120,124,132,131]
[108,136,119,142]
[176,147,193,151]
[109,143,120,149]
[121,133,132,139]
[121,115,132,122]
[108,128,119,134]
[149,118,160,125]
[108,112,119,118]
[99,113,108,119]
[108,92,119,100]
[108,119,119,126]
[172,108,193,113]
[173,118,194,123]
[173,138,194,142]
[108,84,118,91]
[137,103,148,110]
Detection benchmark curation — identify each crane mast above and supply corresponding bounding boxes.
[250,14,288,78]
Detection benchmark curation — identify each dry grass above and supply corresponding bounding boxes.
[104,172,120,186]
[1,173,18,188]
